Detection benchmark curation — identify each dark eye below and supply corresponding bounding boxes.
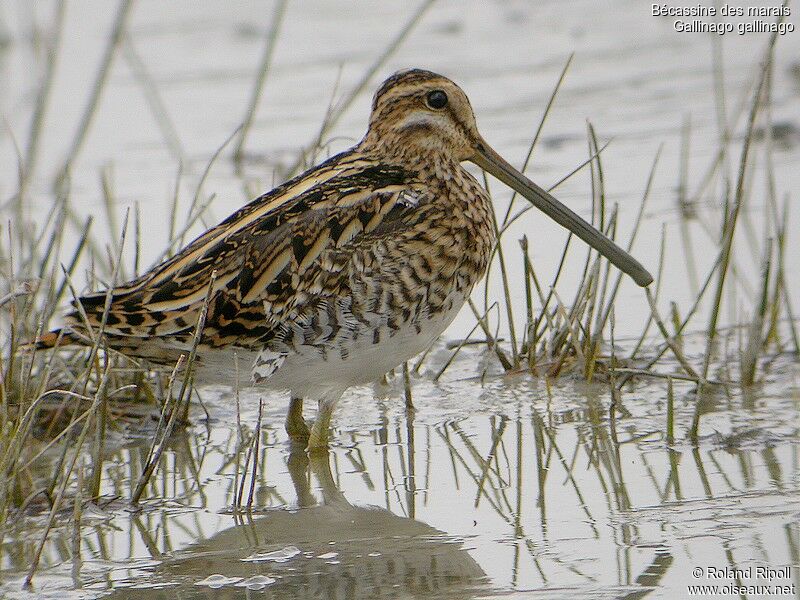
[426,90,448,109]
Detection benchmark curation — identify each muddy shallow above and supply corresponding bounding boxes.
[1,1,799,598]
[1,341,799,599]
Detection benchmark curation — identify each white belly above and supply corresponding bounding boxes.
[256,292,466,400]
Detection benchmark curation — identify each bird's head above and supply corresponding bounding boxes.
[361,69,653,288]
[363,69,481,162]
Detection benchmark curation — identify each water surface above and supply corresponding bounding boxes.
[1,1,799,598]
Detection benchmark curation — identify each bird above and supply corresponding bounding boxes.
[35,68,652,451]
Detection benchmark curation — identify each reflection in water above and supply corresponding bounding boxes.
[0,350,797,599]
[106,450,487,599]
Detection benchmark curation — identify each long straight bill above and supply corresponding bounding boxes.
[472,140,653,287]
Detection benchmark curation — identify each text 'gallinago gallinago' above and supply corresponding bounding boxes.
[38,69,652,450]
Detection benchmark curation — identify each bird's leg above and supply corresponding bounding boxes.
[285,396,310,443]
[307,390,343,452]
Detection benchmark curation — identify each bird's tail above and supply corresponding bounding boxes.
[27,328,84,351]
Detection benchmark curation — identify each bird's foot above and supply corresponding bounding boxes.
[285,417,310,444]
[285,396,310,446]
[306,430,329,453]
[306,418,331,453]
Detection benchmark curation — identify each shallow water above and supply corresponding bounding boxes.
[1,342,799,598]
[3,0,799,337]
[1,1,799,598]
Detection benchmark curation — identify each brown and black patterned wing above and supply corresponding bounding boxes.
[39,152,426,358]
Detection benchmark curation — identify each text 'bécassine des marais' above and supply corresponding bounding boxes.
[652,4,790,17]
[652,4,794,35]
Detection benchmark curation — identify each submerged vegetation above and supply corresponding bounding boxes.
[0,1,797,593]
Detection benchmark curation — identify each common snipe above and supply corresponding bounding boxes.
[38,69,652,450]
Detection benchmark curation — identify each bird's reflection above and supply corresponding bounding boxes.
[109,448,487,599]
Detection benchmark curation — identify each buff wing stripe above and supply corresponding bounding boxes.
[53,155,427,353]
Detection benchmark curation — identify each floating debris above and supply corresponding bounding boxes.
[195,574,243,588]
[234,575,276,590]
[242,545,301,563]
